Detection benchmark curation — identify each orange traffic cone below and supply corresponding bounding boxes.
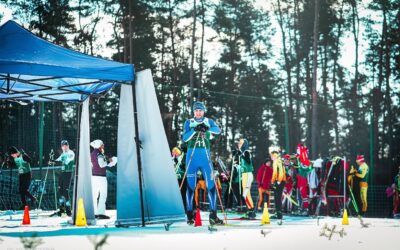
[194,208,202,227]
[22,206,30,225]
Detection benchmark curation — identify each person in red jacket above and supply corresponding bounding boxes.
[257,158,273,210]
[296,143,310,214]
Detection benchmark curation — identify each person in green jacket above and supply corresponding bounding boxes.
[53,140,75,216]
[7,146,36,209]
[172,146,186,210]
[236,138,256,219]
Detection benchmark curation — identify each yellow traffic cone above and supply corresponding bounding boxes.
[342,209,349,225]
[75,198,87,227]
[261,202,270,225]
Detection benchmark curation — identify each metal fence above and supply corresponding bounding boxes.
[0,166,393,218]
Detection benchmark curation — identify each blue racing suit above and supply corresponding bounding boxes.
[183,117,221,212]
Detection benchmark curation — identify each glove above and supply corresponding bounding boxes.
[221,172,228,182]
[195,123,209,132]
[20,148,26,155]
[108,157,118,167]
[189,120,201,128]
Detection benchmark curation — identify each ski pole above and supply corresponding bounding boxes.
[175,152,185,174]
[348,184,360,215]
[315,158,335,217]
[50,149,57,211]
[201,133,228,224]
[38,152,52,210]
[179,132,201,190]
[283,192,299,206]
[217,158,239,204]
[228,161,234,195]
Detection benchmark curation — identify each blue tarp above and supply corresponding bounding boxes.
[0,20,134,102]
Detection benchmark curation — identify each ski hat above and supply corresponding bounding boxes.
[172,147,182,156]
[192,101,207,112]
[356,155,365,163]
[269,145,281,155]
[313,158,323,168]
[239,138,249,152]
[264,157,272,164]
[283,154,291,160]
[8,146,19,155]
[61,140,69,146]
[90,139,104,149]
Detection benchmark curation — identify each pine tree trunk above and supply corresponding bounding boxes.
[350,0,360,158]
[198,0,205,99]
[189,0,197,105]
[168,0,178,83]
[311,0,320,159]
[294,0,301,148]
[332,0,344,151]
[276,0,293,151]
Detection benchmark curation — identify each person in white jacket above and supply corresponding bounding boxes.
[90,139,117,219]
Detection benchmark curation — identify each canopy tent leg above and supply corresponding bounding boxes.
[72,103,81,224]
[71,98,95,225]
[132,79,146,227]
[38,102,44,179]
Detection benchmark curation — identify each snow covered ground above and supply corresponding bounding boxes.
[0,209,399,250]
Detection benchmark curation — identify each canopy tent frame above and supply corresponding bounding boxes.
[1,20,185,227]
[0,20,147,226]
[1,79,145,226]
[0,74,122,101]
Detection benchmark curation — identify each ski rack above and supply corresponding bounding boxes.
[315,156,347,218]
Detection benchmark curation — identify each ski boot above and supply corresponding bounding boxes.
[186,210,195,225]
[246,210,256,219]
[51,196,66,217]
[30,196,37,209]
[95,214,110,219]
[241,209,256,219]
[270,213,278,219]
[300,209,309,216]
[277,212,283,225]
[65,200,72,217]
[209,210,224,225]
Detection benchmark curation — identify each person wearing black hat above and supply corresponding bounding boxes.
[256,157,273,210]
[236,138,256,219]
[269,146,286,225]
[7,146,36,209]
[52,140,75,216]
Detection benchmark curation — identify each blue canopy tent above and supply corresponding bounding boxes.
[0,20,185,227]
[0,20,133,101]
